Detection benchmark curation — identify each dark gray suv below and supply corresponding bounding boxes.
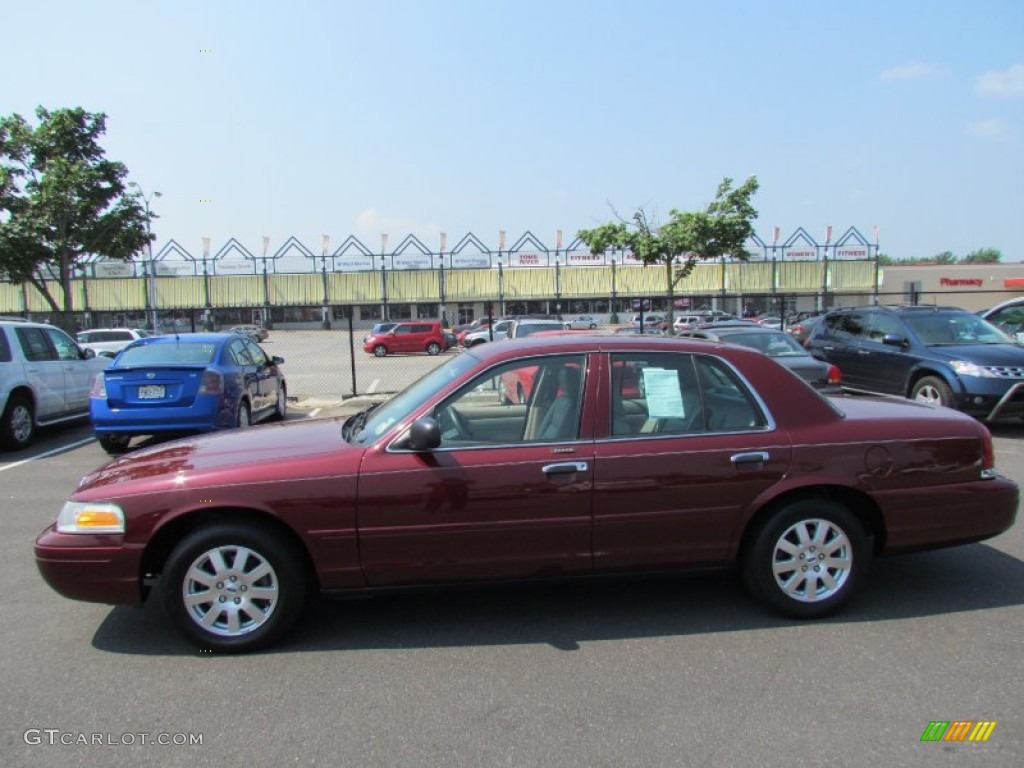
[805,305,1024,420]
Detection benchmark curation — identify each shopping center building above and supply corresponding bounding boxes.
[3,230,1021,330]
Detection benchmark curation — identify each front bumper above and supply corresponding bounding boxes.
[34,527,145,605]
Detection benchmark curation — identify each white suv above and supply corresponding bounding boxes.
[76,327,152,357]
[1,319,111,450]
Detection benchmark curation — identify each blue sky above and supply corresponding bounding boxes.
[6,0,1023,266]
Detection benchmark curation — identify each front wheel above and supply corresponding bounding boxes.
[373,345,387,357]
[272,386,287,421]
[742,498,869,619]
[910,376,955,408]
[162,523,308,653]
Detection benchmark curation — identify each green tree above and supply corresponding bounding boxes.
[578,176,759,331]
[962,247,1001,264]
[932,250,956,264]
[0,107,152,331]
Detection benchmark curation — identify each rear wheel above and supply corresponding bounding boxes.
[162,523,308,653]
[910,376,954,408]
[426,342,441,356]
[742,498,868,619]
[98,434,132,455]
[237,401,251,428]
[373,345,387,357]
[1,395,35,450]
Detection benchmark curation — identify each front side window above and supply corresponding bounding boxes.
[433,355,586,447]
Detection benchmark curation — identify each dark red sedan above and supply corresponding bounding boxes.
[35,336,1018,652]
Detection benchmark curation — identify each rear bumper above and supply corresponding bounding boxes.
[876,476,1018,553]
[90,396,231,434]
[34,527,144,605]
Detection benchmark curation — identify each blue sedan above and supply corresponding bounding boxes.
[90,333,287,454]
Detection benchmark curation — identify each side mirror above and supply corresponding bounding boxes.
[272,355,285,365]
[81,347,96,359]
[407,416,441,451]
[881,333,907,347]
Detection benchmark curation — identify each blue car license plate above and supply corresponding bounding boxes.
[138,385,165,399]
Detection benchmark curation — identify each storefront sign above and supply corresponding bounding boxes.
[939,277,983,287]
[451,252,491,269]
[393,252,433,270]
[508,252,547,267]
[336,255,376,272]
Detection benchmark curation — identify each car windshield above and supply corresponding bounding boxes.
[354,351,480,445]
[116,341,218,366]
[903,313,1014,346]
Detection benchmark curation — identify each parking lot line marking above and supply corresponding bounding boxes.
[367,378,380,393]
[0,437,96,473]
[307,408,322,418]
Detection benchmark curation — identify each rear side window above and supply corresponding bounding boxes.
[15,327,55,361]
[0,328,11,363]
[609,352,766,436]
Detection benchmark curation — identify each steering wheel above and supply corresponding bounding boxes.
[440,405,471,440]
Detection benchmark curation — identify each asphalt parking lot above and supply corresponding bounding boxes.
[1,338,1022,767]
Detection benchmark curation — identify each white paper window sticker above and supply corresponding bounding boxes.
[641,368,685,419]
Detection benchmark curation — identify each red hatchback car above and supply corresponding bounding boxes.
[36,336,1017,652]
[362,321,447,357]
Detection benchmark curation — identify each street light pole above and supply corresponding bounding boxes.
[128,182,161,331]
[439,232,447,327]
[261,235,273,329]
[321,234,331,329]
[380,233,389,321]
[202,236,212,329]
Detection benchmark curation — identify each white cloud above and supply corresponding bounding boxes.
[880,61,939,82]
[975,63,1024,97]
[968,118,1008,138]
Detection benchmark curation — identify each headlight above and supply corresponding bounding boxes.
[950,360,996,378]
[56,501,125,534]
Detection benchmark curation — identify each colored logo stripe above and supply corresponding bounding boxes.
[921,721,997,742]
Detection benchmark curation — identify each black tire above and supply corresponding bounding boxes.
[237,400,251,428]
[272,385,287,421]
[742,498,869,619]
[1,394,35,450]
[162,523,308,653]
[373,345,387,357]
[910,375,955,408]
[426,342,441,356]
[98,434,132,455]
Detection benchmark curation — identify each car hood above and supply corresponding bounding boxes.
[76,419,361,496]
[925,343,1024,366]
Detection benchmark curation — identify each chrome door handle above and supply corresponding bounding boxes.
[730,452,769,465]
[542,462,588,475]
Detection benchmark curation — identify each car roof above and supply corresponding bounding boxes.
[828,304,965,314]
[467,333,758,362]
[135,332,232,344]
[982,296,1024,316]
